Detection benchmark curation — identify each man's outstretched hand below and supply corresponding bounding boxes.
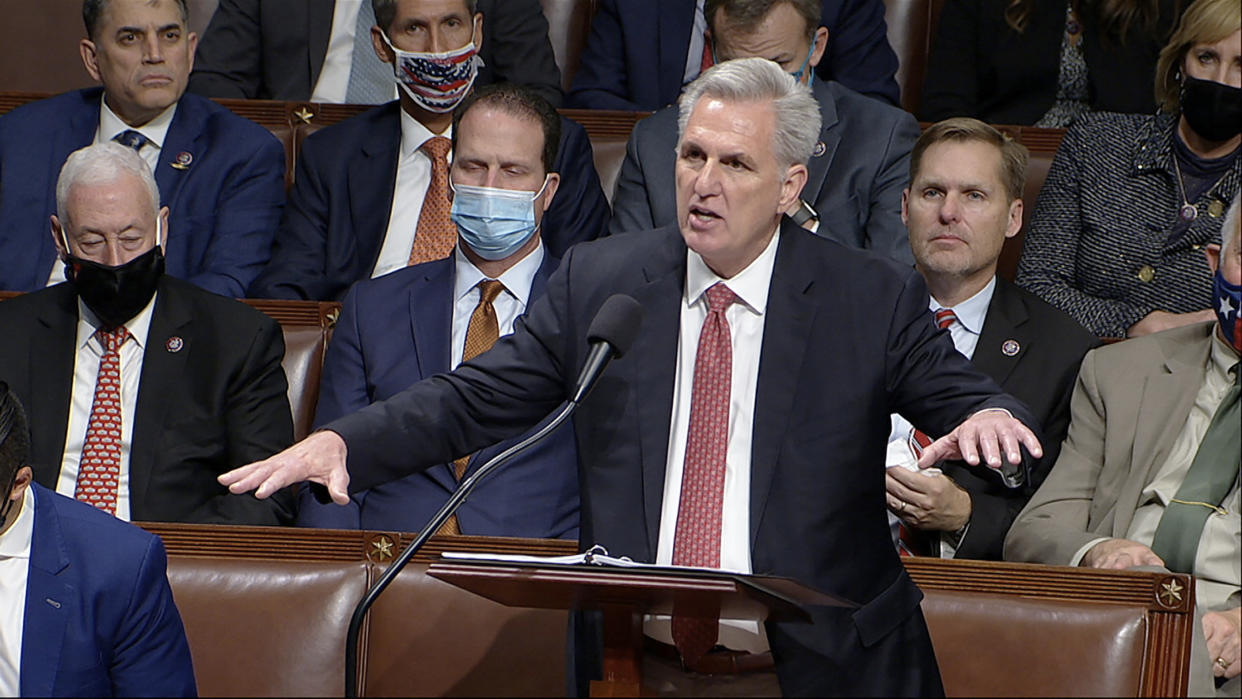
[916,408,1043,471]
[218,430,351,505]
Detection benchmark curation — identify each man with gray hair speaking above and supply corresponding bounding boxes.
[223,58,1044,696]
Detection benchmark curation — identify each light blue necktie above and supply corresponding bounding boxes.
[345,1,393,104]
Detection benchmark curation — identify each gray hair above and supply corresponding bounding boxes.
[677,57,822,170]
[56,142,161,229]
[1222,193,1241,261]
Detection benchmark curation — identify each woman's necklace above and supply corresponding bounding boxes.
[1171,154,1199,222]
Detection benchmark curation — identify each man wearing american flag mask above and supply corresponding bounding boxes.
[1007,193,1241,696]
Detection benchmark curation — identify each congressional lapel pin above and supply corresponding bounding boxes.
[1209,199,1225,218]
[166,336,184,353]
[812,141,827,157]
[170,151,193,170]
[1001,339,1021,357]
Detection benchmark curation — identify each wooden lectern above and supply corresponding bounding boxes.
[428,560,853,696]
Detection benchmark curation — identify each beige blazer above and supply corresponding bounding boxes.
[1004,322,1217,564]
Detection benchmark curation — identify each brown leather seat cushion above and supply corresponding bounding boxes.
[166,557,370,697]
[923,589,1146,697]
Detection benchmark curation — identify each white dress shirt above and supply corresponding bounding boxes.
[0,486,35,697]
[884,277,996,558]
[450,242,545,368]
[312,0,398,104]
[645,229,781,653]
[370,110,454,278]
[54,295,158,522]
[47,99,176,286]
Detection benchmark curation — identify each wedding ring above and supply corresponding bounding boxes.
[898,501,908,513]
[1217,657,1229,668]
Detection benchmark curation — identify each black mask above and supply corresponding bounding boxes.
[1181,76,1242,143]
[64,246,165,330]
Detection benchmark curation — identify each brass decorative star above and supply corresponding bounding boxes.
[1158,579,1184,607]
[370,535,395,561]
[294,106,315,124]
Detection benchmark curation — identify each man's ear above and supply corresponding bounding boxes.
[901,188,910,226]
[539,173,561,212]
[779,163,809,213]
[51,216,71,259]
[1004,198,1024,239]
[473,11,484,47]
[80,39,102,83]
[808,26,829,68]
[158,206,171,251]
[1205,243,1221,275]
[9,466,32,503]
[371,25,395,65]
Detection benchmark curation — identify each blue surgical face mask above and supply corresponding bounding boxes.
[449,177,549,260]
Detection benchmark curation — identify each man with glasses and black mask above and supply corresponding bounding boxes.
[0,142,295,526]
[0,382,196,697]
[248,0,610,302]
[296,83,580,538]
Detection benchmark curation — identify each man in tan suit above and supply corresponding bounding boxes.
[1006,195,1241,697]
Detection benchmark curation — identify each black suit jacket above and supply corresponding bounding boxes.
[327,220,1037,694]
[188,0,563,106]
[0,277,296,524]
[943,277,1098,560]
[247,101,608,301]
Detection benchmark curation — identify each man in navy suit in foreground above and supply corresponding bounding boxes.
[223,58,1044,696]
[0,383,196,697]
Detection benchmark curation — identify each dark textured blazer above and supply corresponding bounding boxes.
[188,0,564,106]
[609,78,919,265]
[247,101,609,301]
[1016,111,1239,337]
[20,484,197,697]
[325,220,1038,695]
[566,0,901,110]
[296,252,579,538]
[944,277,1098,560]
[0,277,296,524]
[920,0,1177,124]
[0,88,285,297]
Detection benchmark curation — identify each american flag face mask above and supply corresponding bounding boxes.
[382,32,484,114]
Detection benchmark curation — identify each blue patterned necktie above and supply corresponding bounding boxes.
[113,129,151,152]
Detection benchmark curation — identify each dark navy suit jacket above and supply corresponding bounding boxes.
[20,484,196,697]
[248,101,608,301]
[296,252,579,538]
[610,78,919,264]
[0,88,285,297]
[327,220,1040,694]
[566,0,900,110]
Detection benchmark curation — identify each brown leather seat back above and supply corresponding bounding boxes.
[922,590,1147,697]
[242,300,341,441]
[363,560,569,696]
[884,0,935,114]
[540,0,597,94]
[166,556,369,697]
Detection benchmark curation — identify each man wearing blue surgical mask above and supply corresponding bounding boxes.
[610,0,921,266]
[296,83,580,539]
[249,0,609,302]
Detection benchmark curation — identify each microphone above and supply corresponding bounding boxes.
[344,295,644,698]
[572,294,643,403]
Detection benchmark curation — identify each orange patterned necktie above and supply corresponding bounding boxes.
[74,325,131,515]
[408,136,456,265]
[437,280,507,536]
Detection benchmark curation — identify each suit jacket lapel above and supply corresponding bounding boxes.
[128,281,193,514]
[750,223,818,546]
[658,3,696,106]
[21,487,72,697]
[802,81,839,212]
[350,107,402,275]
[973,278,1028,387]
[408,260,457,489]
[1113,334,1209,535]
[29,288,79,488]
[307,0,335,89]
[634,233,686,557]
[153,98,207,209]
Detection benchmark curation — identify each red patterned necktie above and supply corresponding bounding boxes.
[408,136,456,265]
[74,325,131,515]
[899,308,959,556]
[671,283,738,665]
